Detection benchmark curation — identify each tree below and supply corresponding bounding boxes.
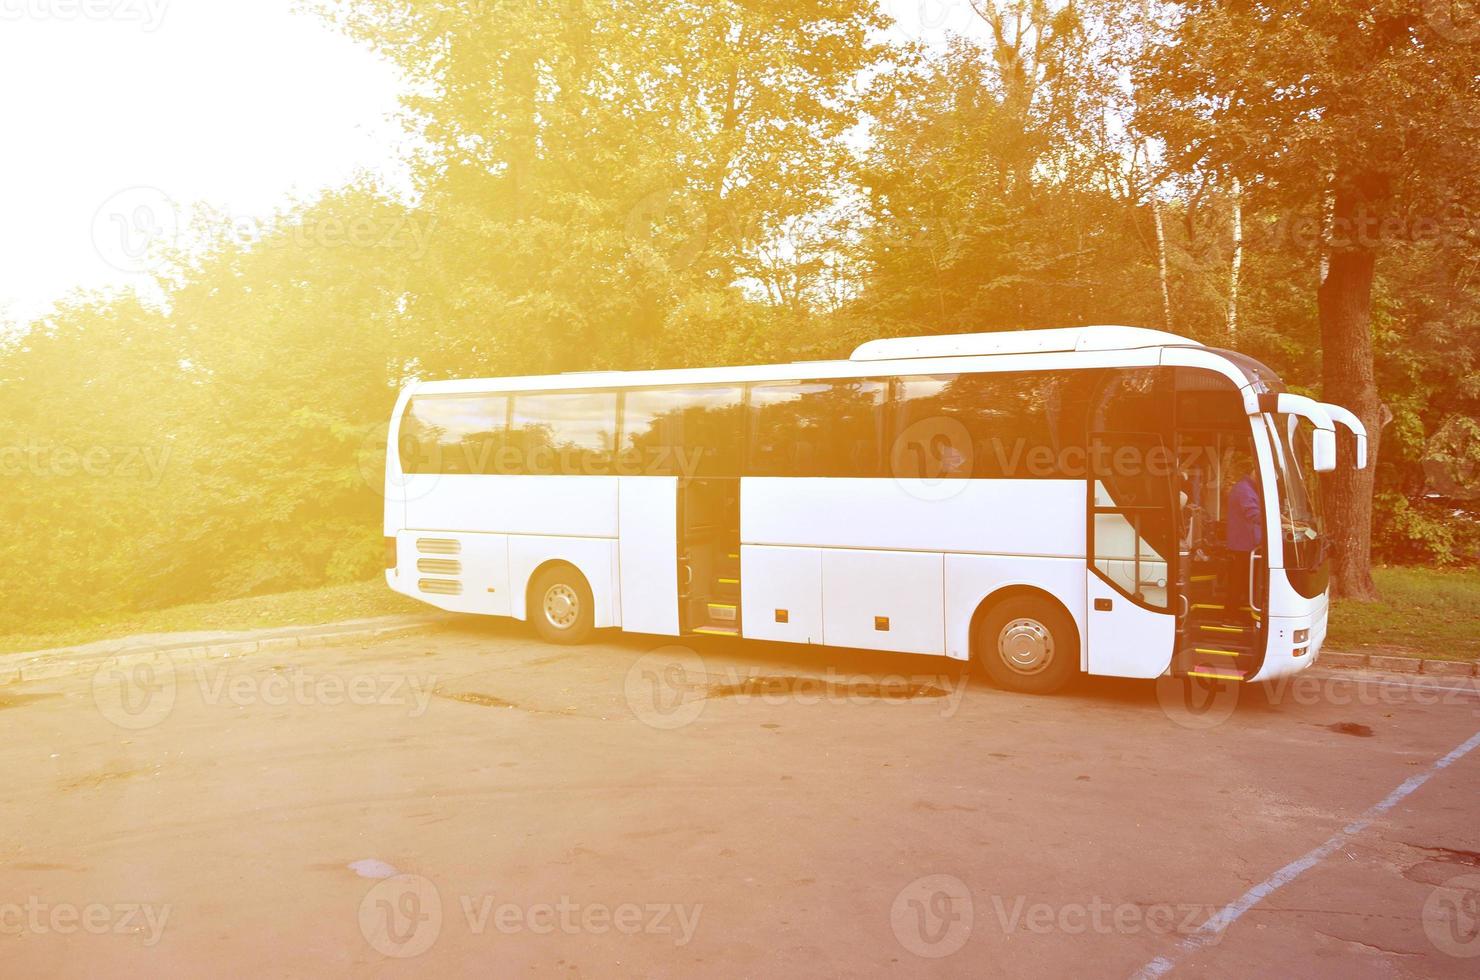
[1137,1,1480,598]
[315,0,886,374]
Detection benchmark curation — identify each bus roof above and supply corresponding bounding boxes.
[408,325,1213,397]
[849,326,1200,361]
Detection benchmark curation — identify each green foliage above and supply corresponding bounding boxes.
[1327,566,1480,659]
[1,1,1475,635]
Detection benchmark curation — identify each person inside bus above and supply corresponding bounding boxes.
[1224,450,1263,610]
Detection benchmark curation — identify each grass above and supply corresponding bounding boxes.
[1328,566,1480,661]
[2,564,1474,662]
[0,580,428,657]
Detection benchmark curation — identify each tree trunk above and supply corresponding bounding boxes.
[1317,182,1383,601]
[1226,176,1242,343]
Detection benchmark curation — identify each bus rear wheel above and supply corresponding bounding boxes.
[974,595,1077,695]
[530,565,595,645]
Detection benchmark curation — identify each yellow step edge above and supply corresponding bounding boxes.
[1193,648,1241,658]
[692,627,737,636]
[1191,603,1224,610]
[1188,670,1244,681]
[707,602,737,611]
[727,553,739,559]
[1190,575,1216,583]
[1199,624,1246,634]
[718,577,739,585]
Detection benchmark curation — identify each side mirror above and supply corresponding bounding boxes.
[1312,428,1337,473]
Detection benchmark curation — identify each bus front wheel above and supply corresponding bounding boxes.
[530,565,595,645]
[974,595,1077,695]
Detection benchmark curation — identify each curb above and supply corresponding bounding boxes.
[1319,650,1478,677]
[2,616,454,687]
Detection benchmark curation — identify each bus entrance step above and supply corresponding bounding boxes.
[1184,666,1251,683]
[691,625,739,638]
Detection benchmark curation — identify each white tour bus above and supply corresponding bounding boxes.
[382,326,1366,693]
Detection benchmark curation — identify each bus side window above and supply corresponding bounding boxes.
[399,394,509,475]
[622,386,744,478]
[895,372,1066,479]
[747,380,887,478]
[507,391,618,475]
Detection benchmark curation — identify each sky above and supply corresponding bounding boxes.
[0,0,981,327]
[0,0,407,325]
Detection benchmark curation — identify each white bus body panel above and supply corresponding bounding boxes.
[403,474,619,538]
[822,549,945,655]
[391,531,511,617]
[617,477,680,636]
[944,554,1088,665]
[741,545,824,645]
[507,534,619,627]
[741,478,1088,663]
[741,478,1084,557]
[1086,573,1176,678]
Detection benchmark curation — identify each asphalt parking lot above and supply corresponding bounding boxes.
[2,619,1478,977]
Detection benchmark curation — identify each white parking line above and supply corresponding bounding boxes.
[1131,726,1480,979]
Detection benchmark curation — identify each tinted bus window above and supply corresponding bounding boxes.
[748,380,887,477]
[622,386,744,477]
[893,372,1065,479]
[508,391,618,474]
[399,394,508,475]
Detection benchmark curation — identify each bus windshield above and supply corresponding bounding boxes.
[1266,414,1324,568]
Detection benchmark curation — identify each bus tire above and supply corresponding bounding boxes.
[529,565,595,645]
[974,594,1077,695]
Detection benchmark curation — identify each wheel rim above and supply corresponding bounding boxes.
[998,617,1054,675]
[543,584,580,630]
